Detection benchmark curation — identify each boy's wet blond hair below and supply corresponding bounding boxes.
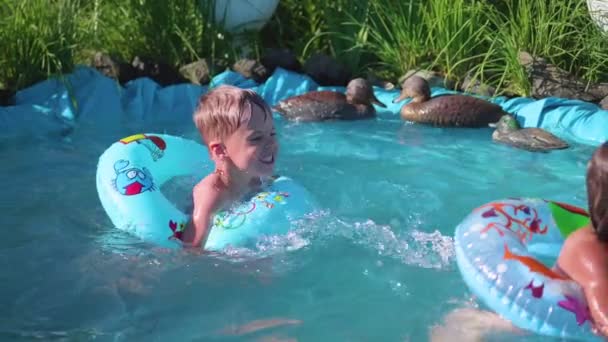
[193,85,272,144]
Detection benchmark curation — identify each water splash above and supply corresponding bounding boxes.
[275,212,456,270]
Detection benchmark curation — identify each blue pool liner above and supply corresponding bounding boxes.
[2,65,607,146]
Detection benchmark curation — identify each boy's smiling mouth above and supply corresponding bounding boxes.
[259,154,275,164]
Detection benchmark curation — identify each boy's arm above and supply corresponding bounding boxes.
[182,184,221,249]
[559,238,608,336]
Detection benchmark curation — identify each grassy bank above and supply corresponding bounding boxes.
[0,0,234,91]
[1,0,608,97]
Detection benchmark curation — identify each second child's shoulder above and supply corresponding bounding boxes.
[562,226,608,266]
[563,226,597,248]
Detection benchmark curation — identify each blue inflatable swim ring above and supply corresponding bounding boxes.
[454,198,600,340]
[96,133,318,251]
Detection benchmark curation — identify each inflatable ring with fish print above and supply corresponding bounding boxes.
[454,198,600,340]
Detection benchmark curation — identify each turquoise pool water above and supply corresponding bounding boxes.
[1,112,596,341]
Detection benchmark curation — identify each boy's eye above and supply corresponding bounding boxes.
[249,136,262,141]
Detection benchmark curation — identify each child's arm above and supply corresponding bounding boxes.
[584,281,608,336]
[559,236,608,336]
[182,181,222,248]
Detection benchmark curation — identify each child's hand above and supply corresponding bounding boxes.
[591,322,608,340]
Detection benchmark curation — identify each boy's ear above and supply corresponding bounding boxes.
[209,142,227,160]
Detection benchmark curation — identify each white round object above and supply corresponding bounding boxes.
[588,0,608,33]
[213,0,280,33]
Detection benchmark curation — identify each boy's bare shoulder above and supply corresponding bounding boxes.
[194,173,218,190]
[192,173,223,206]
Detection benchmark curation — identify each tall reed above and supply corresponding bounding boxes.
[0,0,87,90]
[81,0,235,66]
[358,0,492,85]
[355,0,608,95]
[0,0,235,91]
[2,0,608,97]
[476,0,608,95]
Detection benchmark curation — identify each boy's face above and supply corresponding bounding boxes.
[224,104,277,177]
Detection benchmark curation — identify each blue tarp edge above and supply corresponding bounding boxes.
[2,65,607,146]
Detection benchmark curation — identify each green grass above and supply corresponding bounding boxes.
[476,0,608,95]
[1,0,608,97]
[91,0,234,66]
[0,0,86,90]
[352,0,608,95]
[356,0,492,86]
[0,0,234,91]
[259,0,373,72]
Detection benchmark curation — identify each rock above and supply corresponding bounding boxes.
[303,53,352,86]
[260,48,302,74]
[461,73,496,97]
[92,52,119,79]
[208,58,231,77]
[117,63,138,85]
[90,52,137,85]
[179,59,211,85]
[0,88,15,106]
[232,58,268,83]
[399,70,455,90]
[366,72,395,90]
[518,51,608,102]
[600,95,608,110]
[132,56,187,87]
